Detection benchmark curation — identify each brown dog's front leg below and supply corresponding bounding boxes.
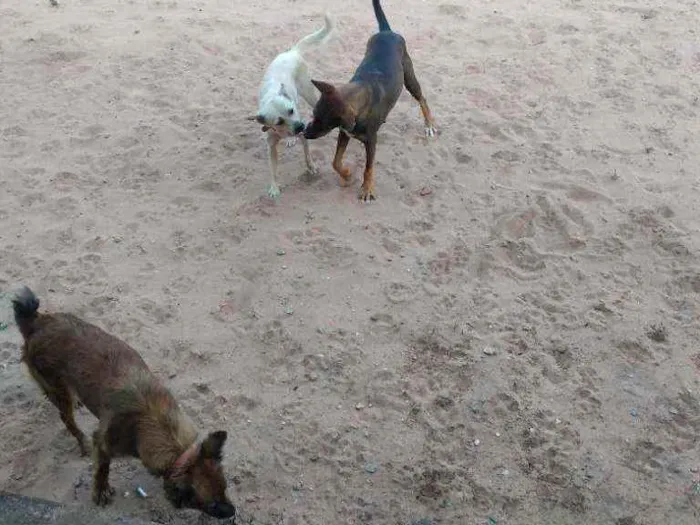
[333,131,352,186]
[359,138,377,202]
[92,430,115,506]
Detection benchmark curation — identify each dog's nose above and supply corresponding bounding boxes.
[294,121,305,134]
[302,123,314,139]
[206,501,236,519]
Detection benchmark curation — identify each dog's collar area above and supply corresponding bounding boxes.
[165,441,199,479]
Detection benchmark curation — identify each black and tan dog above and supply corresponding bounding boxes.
[303,0,437,201]
[13,286,235,520]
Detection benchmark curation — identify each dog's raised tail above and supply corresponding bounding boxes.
[12,286,40,340]
[372,0,391,32]
[292,14,334,53]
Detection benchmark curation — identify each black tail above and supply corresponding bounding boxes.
[372,0,391,32]
[13,286,40,340]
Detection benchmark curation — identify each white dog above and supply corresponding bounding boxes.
[248,15,334,199]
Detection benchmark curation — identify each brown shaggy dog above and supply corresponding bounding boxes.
[12,286,235,520]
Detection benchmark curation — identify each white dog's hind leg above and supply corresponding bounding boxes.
[301,136,318,175]
[266,132,282,199]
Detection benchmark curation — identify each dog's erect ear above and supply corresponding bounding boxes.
[246,114,266,124]
[200,431,227,461]
[311,79,337,96]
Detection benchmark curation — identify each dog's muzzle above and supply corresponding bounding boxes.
[293,121,305,135]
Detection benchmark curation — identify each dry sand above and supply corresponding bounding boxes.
[1,0,700,524]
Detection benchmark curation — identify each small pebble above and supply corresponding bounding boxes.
[355,403,365,410]
[495,432,501,437]
[364,462,379,474]
[285,306,294,315]
[474,439,480,446]
[483,346,496,356]
[630,408,638,417]
[136,486,147,498]
[669,408,679,415]
[276,248,286,256]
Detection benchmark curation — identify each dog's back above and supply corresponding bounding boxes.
[13,286,235,518]
[14,286,152,419]
[350,0,406,120]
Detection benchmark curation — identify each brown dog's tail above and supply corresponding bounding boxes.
[12,286,40,340]
[372,0,391,32]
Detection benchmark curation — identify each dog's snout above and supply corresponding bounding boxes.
[293,121,305,134]
[206,501,236,519]
[303,120,315,139]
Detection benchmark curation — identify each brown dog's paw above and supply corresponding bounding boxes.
[425,124,437,138]
[92,485,115,506]
[334,166,353,186]
[358,184,376,202]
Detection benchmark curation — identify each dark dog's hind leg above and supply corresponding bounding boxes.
[402,51,436,137]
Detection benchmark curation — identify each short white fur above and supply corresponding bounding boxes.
[249,14,334,199]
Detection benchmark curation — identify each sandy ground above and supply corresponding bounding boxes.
[1,0,700,524]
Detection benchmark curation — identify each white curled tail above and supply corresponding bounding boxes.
[292,14,334,53]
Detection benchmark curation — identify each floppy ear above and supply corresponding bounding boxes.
[278,83,290,99]
[246,114,266,124]
[200,430,227,461]
[311,79,337,95]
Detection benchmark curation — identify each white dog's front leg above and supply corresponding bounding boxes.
[266,132,282,199]
[301,136,318,175]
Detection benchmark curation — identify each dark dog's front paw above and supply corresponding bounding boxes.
[358,184,376,202]
[92,484,115,506]
[335,166,352,186]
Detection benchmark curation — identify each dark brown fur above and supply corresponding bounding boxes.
[13,286,235,520]
[303,0,436,201]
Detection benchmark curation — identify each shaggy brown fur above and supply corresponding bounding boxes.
[13,286,235,520]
